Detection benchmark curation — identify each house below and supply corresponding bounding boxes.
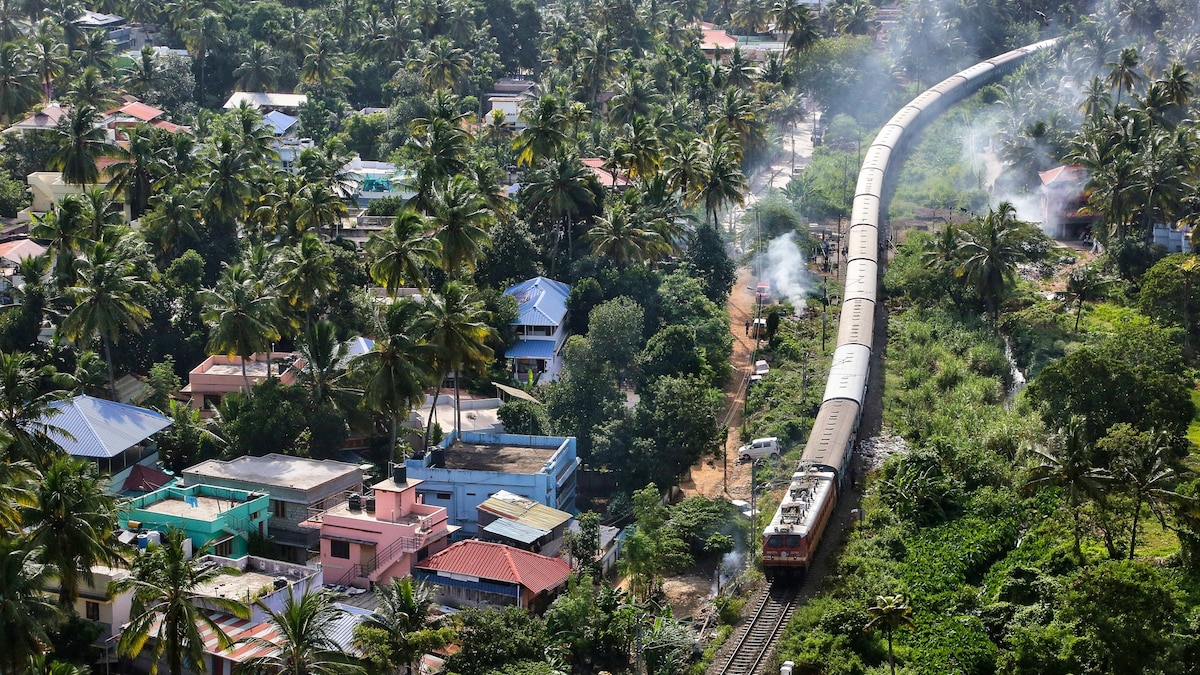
[182,454,365,563]
[580,157,633,191]
[502,276,571,383]
[477,490,572,554]
[300,466,455,589]
[119,463,177,496]
[40,395,173,493]
[406,430,579,536]
[223,92,308,113]
[1038,164,1099,239]
[263,110,299,137]
[191,554,323,621]
[699,25,738,64]
[3,103,69,133]
[344,156,416,209]
[103,101,189,138]
[413,539,570,612]
[567,520,624,576]
[0,237,46,304]
[49,564,133,650]
[120,484,272,558]
[182,352,305,413]
[24,168,132,222]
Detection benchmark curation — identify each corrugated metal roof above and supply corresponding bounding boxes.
[478,491,572,531]
[0,238,47,262]
[415,540,570,594]
[41,395,172,458]
[504,339,556,360]
[504,277,570,327]
[483,518,549,544]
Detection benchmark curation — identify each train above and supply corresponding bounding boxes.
[761,39,1061,580]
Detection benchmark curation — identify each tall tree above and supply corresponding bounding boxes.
[24,456,123,608]
[114,529,250,675]
[430,176,492,278]
[62,239,152,397]
[0,541,61,675]
[956,201,1026,323]
[366,209,440,294]
[200,264,283,392]
[420,282,496,440]
[865,595,915,675]
[1024,416,1112,558]
[51,105,118,187]
[0,43,39,124]
[235,590,365,675]
[352,299,434,458]
[354,577,451,675]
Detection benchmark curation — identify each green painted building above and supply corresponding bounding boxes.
[121,484,271,558]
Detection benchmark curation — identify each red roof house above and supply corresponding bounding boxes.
[414,540,571,612]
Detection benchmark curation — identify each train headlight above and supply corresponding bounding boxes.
[781,552,788,557]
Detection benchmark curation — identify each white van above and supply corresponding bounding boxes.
[738,437,780,462]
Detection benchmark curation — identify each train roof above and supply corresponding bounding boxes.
[836,297,874,349]
[763,467,837,537]
[801,398,860,475]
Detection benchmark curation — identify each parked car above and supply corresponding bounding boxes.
[738,437,780,462]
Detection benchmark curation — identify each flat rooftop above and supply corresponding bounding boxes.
[443,441,557,474]
[196,570,281,603]
[139,495,241,520]
[204,361,271,377]
[187,454,362,492]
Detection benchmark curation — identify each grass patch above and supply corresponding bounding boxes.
[1188,389,1200,453]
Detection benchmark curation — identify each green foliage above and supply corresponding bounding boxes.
[0,170,29,217]
[445,606,548,675]
[587,296,645,378]
[497,399,550,435]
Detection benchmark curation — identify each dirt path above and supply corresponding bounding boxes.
[679,266,762,500]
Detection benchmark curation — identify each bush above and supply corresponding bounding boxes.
[497,399,550,435]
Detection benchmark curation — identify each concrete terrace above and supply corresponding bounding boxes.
[443,440,558,474]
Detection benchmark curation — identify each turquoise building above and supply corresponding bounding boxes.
[121,484,271,558]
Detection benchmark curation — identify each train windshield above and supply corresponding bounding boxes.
[786,536,801,547]
[767,536,784,547]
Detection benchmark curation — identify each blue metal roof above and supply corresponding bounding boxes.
[41,395,172,459]
[483,518,549,545]
[264,110,298,135]
[504,339,556,360]
[504,277,570,327]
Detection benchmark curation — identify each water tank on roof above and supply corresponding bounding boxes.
[365,496,376,513]
[348,493,362,511]
[273,577,288,590]
[391,462,406,484]
[137,533,149,549]
[147,531,162,546]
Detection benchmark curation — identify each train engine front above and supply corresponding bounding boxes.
[761,466,838,580]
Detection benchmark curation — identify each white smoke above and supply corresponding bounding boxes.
[760,233,811,309]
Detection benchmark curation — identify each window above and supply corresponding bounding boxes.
[85,601,100,621]
[271,500,287,518]
[330,540,350,559]
[435,492,452,501]
[214,538,233,557]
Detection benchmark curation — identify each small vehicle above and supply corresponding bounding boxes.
[755,281,771,303]
[751,318,767,338]
[754,360,770,376]
[738,437,780,462]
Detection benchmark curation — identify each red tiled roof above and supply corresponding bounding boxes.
[143,611,282,663]
[151,120,189,133]
[580,157,632,187]
[415,540,570,594]
[121,464,174,493]
[701,28,737,51]
[1039,164,1087,186]
[0,238,47,262]
[110,101,164,122]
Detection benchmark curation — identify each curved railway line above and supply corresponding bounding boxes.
[712,37,1062,675]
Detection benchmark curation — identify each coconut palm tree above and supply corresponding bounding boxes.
[30,19,68,103]
[692,141,746,231]
[609,69,661,127]
[235,591,364,675]
[522,154,597,276]
[355,577,450,675]
[1024,416,1112,558]
[0,541,61,675]
[420,37,470,91]
[1106,47,1144,106]
[419,281,495,440]
[201,264,283,392]
[106,124,159,219]
[430,176,492,278]
[122,45,162,98]
[367,209,441,294]
[407,116,471,212]
[295,319,357,414]
[277,233,336,329]
[0,42,39,124]
[300,31,350,88]
[62,239,152,397]
[233,41,281,92]
[587,203,662,266]
[956,202,1026,324]
[1121,430,1185,560]
[0,350,69,463]
[865,594,915,675]
[30,195,89,289]
[199,131,257,235]
[141,191,203,266]
[51,104,119,187]
[24,455,123,608]
[180,11,225,98]
[512,95,569,167]
[1058,265,1111,331]
[114,529,250,675]
[352,299,434,458]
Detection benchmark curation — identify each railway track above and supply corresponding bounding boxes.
[718,583,801,675]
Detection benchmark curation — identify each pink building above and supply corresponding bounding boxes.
[301,468,455,589]
[182,352,305,412]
